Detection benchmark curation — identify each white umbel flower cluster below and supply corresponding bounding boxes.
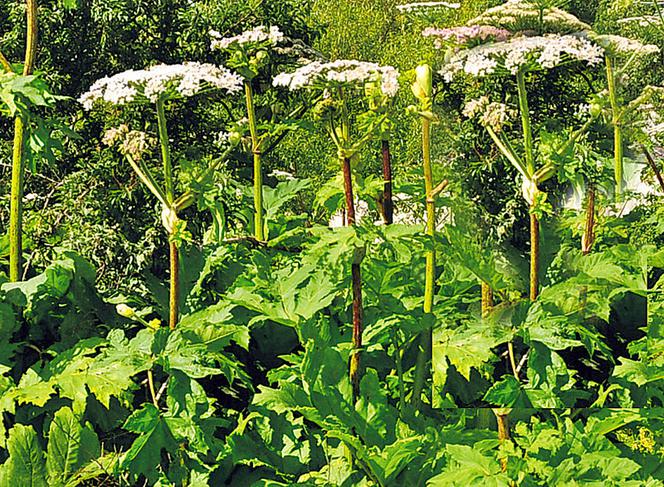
[396,1,460,12]
[440,34,604,81]
[273,60,400,97]
[468,0,591,34]
[79,62,243,109]
[210,26,285,50]
[423,26,511,48]
[587,33,660,57]
[463,96,516,133]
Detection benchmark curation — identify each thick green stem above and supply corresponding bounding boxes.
[516,71,540,302]
[156,98,174,203]
[516,70,535,175]
[381,139,393,224]
[245,81,264,241]
[606,56,623,196]
[8,0,38,282]
[481,281,493,318]
[9,118,26,282]
[412,116,435,407]
[391,331,405,413]
[155,99,179,329]
[169,238,179,330]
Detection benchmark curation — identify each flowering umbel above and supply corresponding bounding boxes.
[273,60,399,97]
[210,26,285,50]
[79,62,242,109]
[439,34,604,81]
[423,26,511,48]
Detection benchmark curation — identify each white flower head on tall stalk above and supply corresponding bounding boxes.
[210,26,285,51]
[273,60,400,97]
[587,33,660,58]
[463,96,516,133]
[79,62,243,109]
[396,1,460,13]
[423,25,511,48]
[468,0,591,34]
[440,34,604,81]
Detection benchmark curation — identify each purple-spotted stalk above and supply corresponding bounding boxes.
[8,0,37,282]
[582,184,596,255]
[381,139,394,224]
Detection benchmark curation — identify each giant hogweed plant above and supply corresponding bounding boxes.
[210,26,311,241]
[430,25,605,303]
[273,59,399,399]
[79,62,243,329]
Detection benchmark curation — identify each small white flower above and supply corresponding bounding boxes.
[269,169,296,180]
[468,1,591,34]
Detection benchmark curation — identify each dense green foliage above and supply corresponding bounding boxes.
[0,0,663,485]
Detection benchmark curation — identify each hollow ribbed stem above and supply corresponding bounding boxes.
[156,98,174,203]
[606,56,623,196]
[244,81,264,241]
[168,239,179,330]
[412,116,434,407]
[8,0,38,282]
[381,139,393,224]
[156,98,179,329]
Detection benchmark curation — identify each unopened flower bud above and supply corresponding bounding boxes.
[411,64,432,102]
[116,304,135,318]
[147,318,161,330]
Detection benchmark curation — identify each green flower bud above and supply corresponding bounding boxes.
[116,304,135,318]
[411,64,432,102]
[228,130,242,146]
